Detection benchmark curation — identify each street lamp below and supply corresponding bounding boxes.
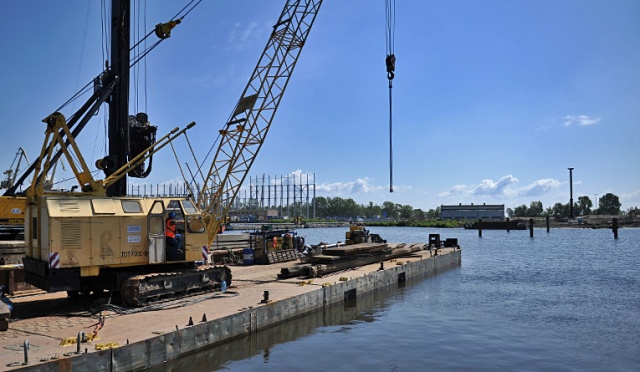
[568,167,574,219]
[594,194,598,210]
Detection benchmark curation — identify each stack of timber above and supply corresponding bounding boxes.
[264,249,299,264]
[209,233,251,263]
[279,242,426,279]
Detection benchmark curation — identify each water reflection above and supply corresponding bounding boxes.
[150,273,430,371]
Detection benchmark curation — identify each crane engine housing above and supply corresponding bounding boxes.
[23,194,230,305]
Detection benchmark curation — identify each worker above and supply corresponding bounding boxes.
[165,212,181,261]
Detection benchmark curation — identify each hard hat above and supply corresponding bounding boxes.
[169,212,176,219]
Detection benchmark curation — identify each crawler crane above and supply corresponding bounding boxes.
[21,0,323,306]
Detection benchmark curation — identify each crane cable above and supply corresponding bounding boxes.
[385,0,396,193]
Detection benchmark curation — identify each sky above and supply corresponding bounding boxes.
[0,0,639,213]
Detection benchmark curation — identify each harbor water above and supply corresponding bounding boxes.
[154,226,640,371]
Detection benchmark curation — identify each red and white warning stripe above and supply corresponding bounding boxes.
[202,246,209,263]
[49,252,60,269]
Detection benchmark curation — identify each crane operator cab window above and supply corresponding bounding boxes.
[165,200,185,261]
[182,199,205,233]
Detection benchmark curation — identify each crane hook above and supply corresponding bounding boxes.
[386,54,396,81]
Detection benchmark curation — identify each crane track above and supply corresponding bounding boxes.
[120,265,231,306]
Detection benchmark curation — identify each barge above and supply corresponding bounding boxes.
[1,243,461,371]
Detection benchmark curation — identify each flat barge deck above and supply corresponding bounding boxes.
[1,245,461,371]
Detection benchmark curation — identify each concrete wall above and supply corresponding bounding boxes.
[21,250,461,371]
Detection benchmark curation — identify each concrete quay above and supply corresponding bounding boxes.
[2,247,461,371]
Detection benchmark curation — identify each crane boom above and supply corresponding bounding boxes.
[198,0,323,246]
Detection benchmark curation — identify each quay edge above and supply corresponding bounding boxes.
[10,248,461,371]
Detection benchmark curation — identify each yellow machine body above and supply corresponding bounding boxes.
[25,195,207,277]
[0,196,25,238]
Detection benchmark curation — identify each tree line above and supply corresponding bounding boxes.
[313,193,637,220]
[244,193,638,221]
[310,196,441,220]
[507,192,638,218]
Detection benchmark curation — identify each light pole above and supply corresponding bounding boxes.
[568,167,574,219]
[594,194,598,210]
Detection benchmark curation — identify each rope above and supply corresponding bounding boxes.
[385,0,396,193]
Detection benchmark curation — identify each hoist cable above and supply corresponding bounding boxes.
[385,0,396,193]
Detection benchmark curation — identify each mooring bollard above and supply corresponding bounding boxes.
[613,218,619,239]
[261,290,270,304]
[77,331,84,354]
[529,219,534,238]
[23,340,29,365]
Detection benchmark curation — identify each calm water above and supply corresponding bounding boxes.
[155,226,640,371]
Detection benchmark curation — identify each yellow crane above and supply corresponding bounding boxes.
[22,0,323,306]
[0,148,29,239]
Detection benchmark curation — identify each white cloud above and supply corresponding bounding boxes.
[317,177,385,195]
[519,178,562,196]
[437,175,562,199]
[563,115,601,127]
[468,175,519,196]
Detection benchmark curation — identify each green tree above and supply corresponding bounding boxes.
[412,208,426,220]
[506,207,515,217]
[598,193,621,215]
[364,201,381,218]
[576,195,592,216]
[514,204,528,217]
[426,206,440,219]
[398,204,414,219]
[382,201,397,219]
[528,201,543,217]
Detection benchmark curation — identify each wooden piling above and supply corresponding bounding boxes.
[529,219,534,237]
[506,217,510,232]
[613,218,619,239]
[478,219,482,237]
[546,215,550,233]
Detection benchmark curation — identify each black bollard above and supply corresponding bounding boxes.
[23,340,29,365]
[613,218,619,239]
[529,219,534,238]
[478,219,483,237]
[261,290,270,304]
[76,331,84,354]
[546,215,550,233]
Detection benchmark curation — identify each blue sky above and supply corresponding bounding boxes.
[1,0,639,212]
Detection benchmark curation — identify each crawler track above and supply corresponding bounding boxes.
[120,265,231,306]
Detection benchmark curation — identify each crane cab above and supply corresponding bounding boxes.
[22,195,208,294]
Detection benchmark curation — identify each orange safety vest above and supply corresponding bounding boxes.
[165,219,176,238]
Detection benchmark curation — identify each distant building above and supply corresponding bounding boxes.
[229,208,279,222]
[441,203,505,221]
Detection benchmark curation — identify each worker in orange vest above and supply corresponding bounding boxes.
[165,212,181,260]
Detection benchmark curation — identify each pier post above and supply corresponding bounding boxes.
[77,331,84,354]
[506,217,510,232]
[478,219,482,237]
[23,340,29,365]
[529,219,534,238]
[612,218,619,239]
[546,215,550,233]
